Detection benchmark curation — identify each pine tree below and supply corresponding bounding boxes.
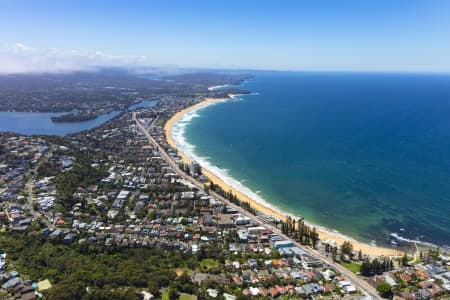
[401,252,408,266]
[361,258,372,276]
[311,227,319,248]
[381,259,387,273]
[372,258,380,274]
[331,247,337,261]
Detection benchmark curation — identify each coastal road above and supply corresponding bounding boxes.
[132,111,382,300]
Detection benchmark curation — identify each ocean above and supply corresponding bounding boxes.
[174,71,450,247]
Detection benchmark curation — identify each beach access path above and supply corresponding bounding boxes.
[132,111,383,300]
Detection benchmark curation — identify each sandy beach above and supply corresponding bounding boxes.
[164,97,399,257]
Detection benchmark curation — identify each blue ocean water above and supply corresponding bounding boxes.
[183,72,450,247]
[0,100,156,136]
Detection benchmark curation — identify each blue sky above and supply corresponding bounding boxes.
[1,0,450,73]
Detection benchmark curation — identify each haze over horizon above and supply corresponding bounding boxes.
[1,0,450,74]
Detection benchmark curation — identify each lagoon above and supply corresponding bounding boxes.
[0,100,157,136]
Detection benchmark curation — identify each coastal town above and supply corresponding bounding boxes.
[0,71,249,116]
[0,73,449,300]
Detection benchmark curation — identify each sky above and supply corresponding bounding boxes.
[1,0,450,73]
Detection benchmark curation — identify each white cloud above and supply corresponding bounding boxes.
[14,43,33,53]
[0,43,152,74]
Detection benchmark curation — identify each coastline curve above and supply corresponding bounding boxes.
[164,96,399,257]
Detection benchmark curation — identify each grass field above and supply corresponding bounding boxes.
[198,258,220,270]
[340,262,361,274]
[179,294,197,300]
[162,291,198,300]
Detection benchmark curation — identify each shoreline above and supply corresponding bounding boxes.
[164,96,399,257]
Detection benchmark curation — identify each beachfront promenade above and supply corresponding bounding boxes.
[132,111,383,300]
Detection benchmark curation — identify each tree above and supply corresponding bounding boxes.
[389,259,394,271]
[341,241,354,258]
[45,280,86,299]
[401,252,408,266]
[147,280,160,298]
[361,258,372,276]
[341,241,353,260]
[331,246,338,262]
[376,282,393,298]
[311,227,319,248]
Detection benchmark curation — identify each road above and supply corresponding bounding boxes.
[21,164,40,219]
[132,112,382,300]
[23,155,52,227]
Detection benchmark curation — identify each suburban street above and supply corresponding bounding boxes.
[24,154,53,227]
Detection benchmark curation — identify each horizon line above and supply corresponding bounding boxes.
[1,66,450,76]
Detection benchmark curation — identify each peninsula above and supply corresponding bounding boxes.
[51,113,98,123]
